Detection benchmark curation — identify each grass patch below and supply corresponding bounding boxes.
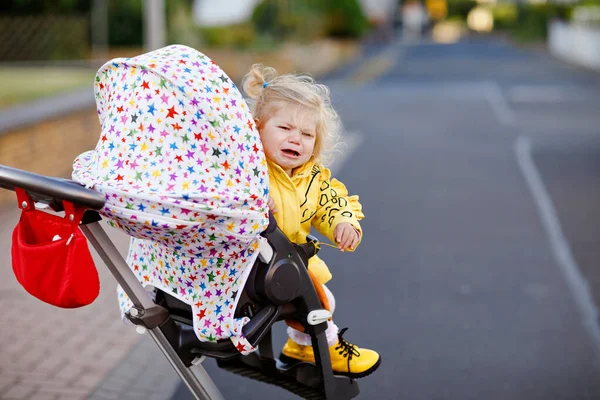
[0,67,96,108]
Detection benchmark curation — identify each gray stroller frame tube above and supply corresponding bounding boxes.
[80,223,154,310]
[80,222,224,400]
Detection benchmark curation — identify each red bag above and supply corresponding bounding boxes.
[11,189,100,308]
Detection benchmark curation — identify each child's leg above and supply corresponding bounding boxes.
[286,284,339,346]
[282,285,381,377]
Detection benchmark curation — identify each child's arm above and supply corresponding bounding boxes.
[311,167,364,251]
[330,178,364,221]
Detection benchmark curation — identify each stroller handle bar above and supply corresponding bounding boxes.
[0,165,105,210]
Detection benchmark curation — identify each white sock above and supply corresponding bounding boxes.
[287,320,339,347]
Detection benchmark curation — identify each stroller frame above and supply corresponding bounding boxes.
[0,164,360,400]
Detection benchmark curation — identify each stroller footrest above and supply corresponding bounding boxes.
[217,356,326,400]
[217,353,359,400]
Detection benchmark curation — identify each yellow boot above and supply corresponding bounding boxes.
[280,328,381,378]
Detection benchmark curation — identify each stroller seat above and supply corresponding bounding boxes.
[148,211,321,362]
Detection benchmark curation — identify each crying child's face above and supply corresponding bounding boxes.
[259,105,317,176]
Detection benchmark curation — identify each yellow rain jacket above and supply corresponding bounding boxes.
[267,159,365,284]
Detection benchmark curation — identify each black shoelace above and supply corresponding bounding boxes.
[335,328,361,380]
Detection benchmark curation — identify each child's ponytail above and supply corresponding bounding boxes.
[242,64,277,100]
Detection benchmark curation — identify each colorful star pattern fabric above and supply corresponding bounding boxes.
[72,45,269,353]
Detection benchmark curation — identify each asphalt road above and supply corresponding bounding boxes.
[165,36,600,400]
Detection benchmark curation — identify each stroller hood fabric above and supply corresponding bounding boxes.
[73,45,269,353]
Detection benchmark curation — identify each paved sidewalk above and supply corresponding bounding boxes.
[88,336,180,400]
[0,205,142,400]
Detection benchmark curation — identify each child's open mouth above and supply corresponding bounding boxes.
[282,149,300,158]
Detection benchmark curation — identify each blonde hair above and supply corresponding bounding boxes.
[242,64,341,166]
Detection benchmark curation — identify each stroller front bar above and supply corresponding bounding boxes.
[0,164,105,212]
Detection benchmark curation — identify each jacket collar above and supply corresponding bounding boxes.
[267,159,316,182]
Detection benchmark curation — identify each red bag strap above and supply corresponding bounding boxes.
[15,188,86,228]
[62,200,86,228]
[15,188,34,211]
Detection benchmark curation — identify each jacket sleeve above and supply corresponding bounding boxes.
[311,166,364,249]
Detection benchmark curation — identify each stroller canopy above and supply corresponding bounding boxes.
[73,45,269,351]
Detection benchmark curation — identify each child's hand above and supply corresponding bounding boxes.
[334,222,360,252]
[267,196,278,213]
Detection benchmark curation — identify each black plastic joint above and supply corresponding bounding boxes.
[126,305,170,329]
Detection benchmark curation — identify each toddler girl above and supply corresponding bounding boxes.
[242,64,380,378]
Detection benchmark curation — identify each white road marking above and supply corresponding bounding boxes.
[367,80,516,126]
[508,85,588,103]
[481,81,516,126]
[515,135,600,363]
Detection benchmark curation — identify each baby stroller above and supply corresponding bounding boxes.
[0,45,361,399]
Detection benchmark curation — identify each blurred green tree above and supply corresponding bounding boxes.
[251,0,368,41]
[107,0,143,46]
[446,0,477,21]
[511,3,572,41]
[321,0,369,38]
